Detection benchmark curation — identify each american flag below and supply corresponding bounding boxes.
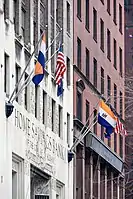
[115,118,127,136]
[55,45,66,85]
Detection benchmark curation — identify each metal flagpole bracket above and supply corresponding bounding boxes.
[68,150,74,163]
[5,101,14,118]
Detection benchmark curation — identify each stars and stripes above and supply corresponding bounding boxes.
[55,45,66,85]
[115,118,127,136]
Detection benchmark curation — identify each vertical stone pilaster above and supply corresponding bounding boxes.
[90,154,93,199]
[111,172,113,199]
[98,159,100,199]
[105,166,107,199]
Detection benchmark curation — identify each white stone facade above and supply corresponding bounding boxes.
[0,0,73,199]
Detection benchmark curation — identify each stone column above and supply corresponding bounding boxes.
[105,167,107,199]
[97,158,100,199]
[90,154,93,199]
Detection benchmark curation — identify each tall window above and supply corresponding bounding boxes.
[93,8,97,42]
[107,0,110,14]
[15,64,21,102]
[101,126,104,141]
[114,132,117,152]
[119,4,122,33]
[21,7,26,40]
[77,0,81,19]
[77,37,81,69]
[67,2,70,33]
[24,73,28,110]
[4,0,9,20]
[13,0,18,34]
[114,84,117,110]
[67,57,70,86]
[93,109,97,134]
[59,105,63,138]
[100,19,104,52]
[86,100,90,126]
[67,113,70,145]
[107,75,111,102]
[120,91,123,118]
[52,99,55,132]
[4,53,10,97]
[93,58,97,88]
[119,134,123,158]
[101,67,104,94]
[119,47,123,77]
[35,85,39,118]
[114,39,117,69]
[107,29,111,60]
[86,48,90,79]
[77,91,82,121]
[42,91,47,125]
[85,0,89,30]
[100,0,104,5]
[113,0,117,24]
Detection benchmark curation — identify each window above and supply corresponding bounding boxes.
[114,84,117,110]
[59,105,63,138]
[85,0,89,30]
[12,154,24,199]
[42,91,47,125]
[108,137,111,147]
[101,67,104,94]
[119,47,123,77]
[93,109,97,134]
[67,57,70,86]
[21,7,26,39]
[113,0,117,24]
[77,0,81,19]
[114,132,117,152]
[15,64,21,102]
[100,19,104,52]
[35,196,49,199]
[52,99,55,132]
[119,4,122,33]
[77,91,82,121]
[35,85,39,118]
[101,126,104,141]
[24,73,28,110]
[67,2,70,33]
[107,0,110,14]
[100,0,104,5]
[107,75,111,102]
[120,91,123,118]
[13,0,18,34]
[93,8,97,42]
[77,37,81,69]
[107,170,111,198]
[93,58,97,88]
[4,0,9,20]
[107,29,111,60]
[4,53,10,97]
[114,39,117,69]
[119,134,123,158]
[86,100,90,126]
[67,113,70,145]
[86,48,90,79]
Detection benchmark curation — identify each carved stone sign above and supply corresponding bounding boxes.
[14,108,67,173]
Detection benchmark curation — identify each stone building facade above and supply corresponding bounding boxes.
[73,0,125,198]
[0,0,73,199]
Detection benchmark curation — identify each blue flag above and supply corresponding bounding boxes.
[57,78,64,97]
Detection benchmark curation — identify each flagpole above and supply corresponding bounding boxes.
[10,30,62,103]
[9,27,62,103]
[71,100,100,151]
[71,96,111,152]
[11,48,60,102]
